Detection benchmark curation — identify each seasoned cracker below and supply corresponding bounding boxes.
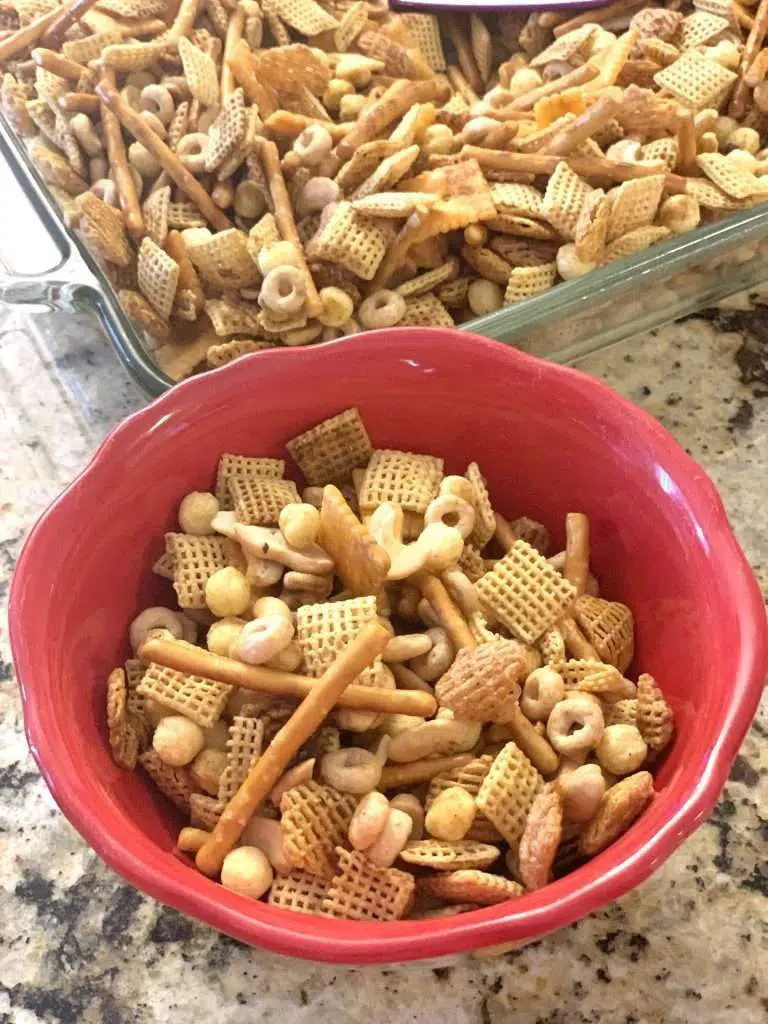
[318,486,390,596]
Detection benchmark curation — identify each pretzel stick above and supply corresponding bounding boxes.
[120,17,168,36]
[554,0,643,37]
[194,621,391,876]
[255,137,321,317]
[96,78,233,231]
[416,573,477,651]
[221,2,245,102]
[40,0,101,50]
[58,93,100,114]
[733,1,755,32]
[447,65,479,106]
[557,615,598,660]
[461,146,688,191]
[335,76,451,163]
[264,110,352,143]
[493,511,518,554]
[227,38,278,117]
[745,48,768,87]
[0,7,61,62]
[371,208,425,289]
[99,68,143,239]
[139,636,437,716]
[445,15,483,96]
[492,706,559,776]
[545,90,622,156]
[504,64,599,112]
[563,513,590,597]
[730,0,768,118]
[379,754,474,792]
[31,48,86,81]
[165,230,205,317]
[675,110,697,176]
[164,0,202,45]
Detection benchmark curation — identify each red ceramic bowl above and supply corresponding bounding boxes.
[10,328,767,965]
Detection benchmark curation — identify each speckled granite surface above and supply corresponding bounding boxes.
[1,310,765,1024]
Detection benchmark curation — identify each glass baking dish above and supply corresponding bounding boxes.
[3,109,768,398]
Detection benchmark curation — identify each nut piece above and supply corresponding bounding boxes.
[425,786,477,841]
[221,846,274,899]
[178,491,220,534]
[153,715,205,766]
[205,566,252,617]
[279,503,320,549]
[349,791,391,851]
[595,724,648,776]
[390,793,425,841]
[580,771,655,856]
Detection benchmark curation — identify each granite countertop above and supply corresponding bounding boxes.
[0,308,766,1024]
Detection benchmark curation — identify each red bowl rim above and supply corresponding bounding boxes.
[10,328,767,964]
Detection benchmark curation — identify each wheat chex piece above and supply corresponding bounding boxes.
[230,475,300,526]
[28,138,88,196]
[215,453,285,506]
[320,847,413,921]
[189,792,225,830]
[306,202,390,281]
[139,750,193,812]
[573,594,634,672]
[218,715,265,803]
[435,640,528,723]
[504,264,557,307]
[167,202,207,230]
[696,153,767,200]
[542,161,593,240]
[207,339,275,367]
[286,407,372,486]
[602,226,671,263]
[636,673,674,753]
[427,755,501,843]
[295,595,379,678]
[280,781,357,878]
[271,0,337,35]
[418,870,524,906]
[187,229,260,291]
[402,13,446,71]
[178,37,219,108]
[142,185,170,248]
[359,448,443,516]
[399,293,456,328]
[653,51,736,110]
[476,742,542,846]
[399,839,501,871]
[551,656,624,690]
[395,260,457,297]
[107,668,139,770]
[164,532,232,606]
[476,540,576,643]
[350,144,420,202]
[205,88,246,173]
[318,485,390,596]
[137,237,179,321]
[138,663,231,728]
[75,191,132,268]
[437,276,471,309]
[268,870,330,914]
[606,175,666,243]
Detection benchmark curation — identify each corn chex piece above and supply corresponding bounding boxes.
[359,448,443,515]
[636,673,674,753]
[106,667,139,770]
[353,192,438,220]
[696,153,767,200]
[335,140,401,193]
[543,161,593,240]
[640,137,679,170]
[280,781,357,878]
[683,177,742,210]
[399,293,456,327]
[306,202,391,281]
[653,51,736,110]
[205,298,265,338]
[573,595,634,672]
[215,453,285,506]
[476,742,542,845]
[418,870,524,906]
[142,186,170,248]
[286,407,372,486]
[504,264,557,307]
[268,870,330,914]
[679,11,730,49]
[207,340,275,367]
[137,237,179,321]
[296,596,380,678]
[271,0,337,36]
[602,226,671,263]
[551,657,628,695]
[435,641,528,723]
[230,475,299,526]
[139,751,193,812]
[164,532,234,607]
[189,792,225,830]
[426,755,501,843]
[321,848,414,921]
[490,183,545,220]
[178,37,219,107]
[606,175,666,243]
[399,839,501,871]
[168,202,206,230]
[218,715,264,802]
[437,276,471,309]
[318,486,390,596]
[204,88,246,172]
[138,663,231,728]
[402,13,446,71]
[187,229,259,291]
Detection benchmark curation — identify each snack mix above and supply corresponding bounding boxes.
[107,407,674,920]
[1,0,768,375]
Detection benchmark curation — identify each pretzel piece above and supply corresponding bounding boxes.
[99,67,143,239]
[416,573,477,652]
[31,48,86,82]
[546,90,623,156]
[564,512,590,597]
[730,0,768,118]
[0,8,62,63]
[95,78,232,232]
[194,620,391,875]
[41,0,102,51]
[138,636,436,717]
[221,2,245,102]
[379,754,474,791]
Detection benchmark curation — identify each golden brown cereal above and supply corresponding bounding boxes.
[189,793,225,830]
[165,532,233,607]
[306,201,391,281]
[399,839,501,871]
[426,755,501,843]
[636,672,674,754]
[218,715,265,802]
[476,742,542,845]
[215,454,285,506]
[286,408,372,486]
[321,847,415,921]
[137,236,179,321]
[268,870,330,914]
[359,449,443,516]
[137,664,231,729]
[139,750,194,812]
[434,641,528,723]
[580,771,655,856]
[418,870,524,906]
[280,780,357,878]
[230,475,300,526]
[573,595,634,672]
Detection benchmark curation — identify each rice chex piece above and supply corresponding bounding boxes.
[142,185,170,247]
[204,88,246,172]
[604,698,639,727]
[353,191,439,219]
[230,475,300,526]
[538,627,567,665]
[268,870,330,914]
[573,595,634,672]
[137,664,231,728]
[306,202,391,281]
[679,11,730,49]
[165,532,232,607]
[139,750,193,812]
[76,191,132,267]
[286,407,372,486]
[399,839,501,871]
[418,871,524,906]
[216,453,285,505]
[359,449,443,515]
[476,540,576,643]
[653,51,736,110]
[476,742,542,845]
[137,236,179,320]
[322,848,414,921]
[280,781,357,878]
[218,715,265,802]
